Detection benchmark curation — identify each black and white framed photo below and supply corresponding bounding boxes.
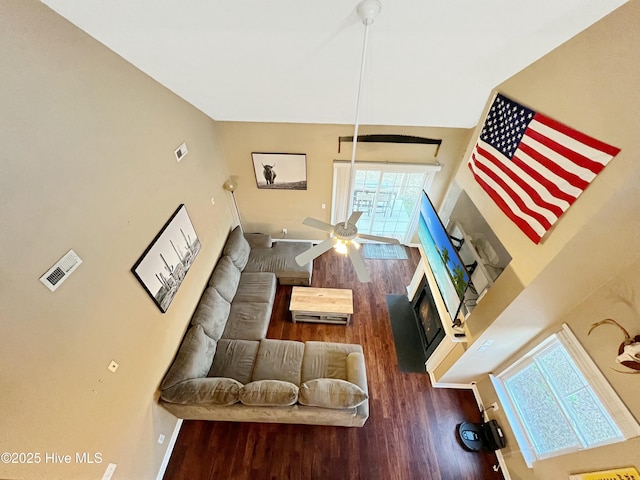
[131,204,201,313]
[251,152,307,190]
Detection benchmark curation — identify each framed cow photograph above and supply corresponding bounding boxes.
[251,152,307,190]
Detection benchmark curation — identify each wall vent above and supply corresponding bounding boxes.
[39,249,83,292]
[174,142,188,162]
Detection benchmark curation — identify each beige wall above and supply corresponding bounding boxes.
[533,259,640,479]
[436,1,640,477]
[439,0,640,378]
[476,254,640,480]
[216,122,472,239]
[0,2,234,479]
[4,0,638,478]
[0,3,472,479]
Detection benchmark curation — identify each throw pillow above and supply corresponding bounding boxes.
[239,380,299,407]
[298,378,368,409]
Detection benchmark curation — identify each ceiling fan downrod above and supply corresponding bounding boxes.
[345,0,382,228]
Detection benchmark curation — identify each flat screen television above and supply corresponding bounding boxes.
[417,190,470,323]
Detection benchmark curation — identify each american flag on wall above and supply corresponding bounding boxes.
[467,93,620,244]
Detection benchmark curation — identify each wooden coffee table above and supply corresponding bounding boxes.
[289,287,354,325]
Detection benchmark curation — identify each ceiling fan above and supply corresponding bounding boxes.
[295,0,399,283]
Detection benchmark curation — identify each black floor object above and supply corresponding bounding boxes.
[385,294,428,373]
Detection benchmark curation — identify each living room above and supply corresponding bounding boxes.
[2,1,640,480]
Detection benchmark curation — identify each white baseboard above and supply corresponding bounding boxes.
[428,377,476,390]
[469,385,511,480]
[494,450,511,480]
[156,419,183,480]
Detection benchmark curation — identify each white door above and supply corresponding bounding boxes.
[332,161,441,244]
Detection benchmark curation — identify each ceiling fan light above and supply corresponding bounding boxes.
[335,240,348,255]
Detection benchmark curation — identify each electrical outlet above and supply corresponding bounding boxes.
[490,402,499,411]
[282,228,288,235]
[321,203,326,209]
[107,360,119,373]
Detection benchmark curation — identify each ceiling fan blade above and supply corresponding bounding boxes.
[295,238,337,266]
[302,217,334,233]
[347,210,363,225]
[357,233,400,244]
[347,243,371,282]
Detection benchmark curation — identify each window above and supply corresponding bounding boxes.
[331,161,441,244]
[491,324,640,467]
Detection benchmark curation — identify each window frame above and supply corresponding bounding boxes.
[491,323,640,467]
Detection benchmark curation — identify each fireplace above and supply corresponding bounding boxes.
[411,276,446,360]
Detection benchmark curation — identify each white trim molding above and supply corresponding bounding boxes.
[156,419,183,480]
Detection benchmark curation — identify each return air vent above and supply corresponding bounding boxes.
[174,142,188,162]
[39,249,82,292]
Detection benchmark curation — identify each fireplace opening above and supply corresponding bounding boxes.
[411,276,446,361]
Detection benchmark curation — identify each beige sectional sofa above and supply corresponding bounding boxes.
[243,232,313,286]
[159,227,370,427]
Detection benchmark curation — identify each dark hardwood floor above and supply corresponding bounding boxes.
[163,247,503,480]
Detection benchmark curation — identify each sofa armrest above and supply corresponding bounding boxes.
[346,352,368,394]
[244,233,272,249]
[346,352,369,423]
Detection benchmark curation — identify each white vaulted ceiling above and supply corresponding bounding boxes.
[42,0,627,128]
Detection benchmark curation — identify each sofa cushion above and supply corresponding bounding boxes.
[223,226,251,270]
[298,378,368,409]
[208,339,260,384]
[252,339,305,385]
[208,256,241,302]
[301,341,364,383]
[244,241,313,283]
[244,233,272,249]
[190,287,230,341]
[222,302,272,341]
[160,377,241,405]
[239,380,299,407]
[161,325,216,390]
[234,272,277,304]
